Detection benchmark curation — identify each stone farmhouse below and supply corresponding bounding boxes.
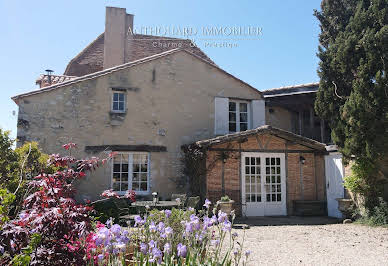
[12,7,344,217]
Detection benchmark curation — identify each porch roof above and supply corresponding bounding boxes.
[195,125,326,151]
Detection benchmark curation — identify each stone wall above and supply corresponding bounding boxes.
[15,50,262,201]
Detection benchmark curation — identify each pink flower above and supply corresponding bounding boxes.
[101,189,119,198]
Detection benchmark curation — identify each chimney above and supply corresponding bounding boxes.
[103,7,134,69]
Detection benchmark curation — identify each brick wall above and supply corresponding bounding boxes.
[205,133,326,216]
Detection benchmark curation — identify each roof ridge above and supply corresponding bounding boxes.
[13,48,260,101]
[263,82,319,92]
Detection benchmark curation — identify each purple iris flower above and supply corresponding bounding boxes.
[149,240,156,249]
[165,227,173,236]
[158,222,165,232]
[164,209,172,218]
[177,243,187,258]
[97,254,104,261]
[149,221,157,232]
[245,250,251,257]
[111,224,121,236]
[152,248,163,263]
[134,215,145,226]
[222,220,232,232]
[164,243,171,254]
[185,222,193,234]
[211,215,218,225]
[218,211,228,223]
[203,198,211,209]
[140,243,148,254]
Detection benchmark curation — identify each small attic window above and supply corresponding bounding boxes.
[112,92,125,112]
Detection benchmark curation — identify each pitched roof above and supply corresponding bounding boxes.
[36,74,77,88]
[262,82,319,98]
[12,49,261,102]
[195,125,326,151]
[64,33,215,77]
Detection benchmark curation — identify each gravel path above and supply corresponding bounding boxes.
[233,223,388,266]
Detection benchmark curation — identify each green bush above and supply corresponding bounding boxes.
[356,198,388,226]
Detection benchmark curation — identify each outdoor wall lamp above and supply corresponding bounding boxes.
[299,156,306,164]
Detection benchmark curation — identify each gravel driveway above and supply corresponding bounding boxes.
[232,219,388,266]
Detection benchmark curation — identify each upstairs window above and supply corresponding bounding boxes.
[229,101,249,133]
[112,92,125,112]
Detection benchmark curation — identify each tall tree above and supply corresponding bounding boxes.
[314,0,388,163]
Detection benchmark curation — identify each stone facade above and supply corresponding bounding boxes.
[204,132,326,216]
[14,50,262,201]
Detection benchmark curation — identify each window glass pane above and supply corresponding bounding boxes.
[250,195,256,202]
[113,182,120,191]
[113,93,119,101]
[141,164,148,172]
[133,164,140,172]
[272,194,276,201]
[122,173,128,182]
[277,176,281,183]
[133,173,139,182]
[229,102,236,111]
[277,194,281,201]
[122,164,128,172]
[121,182,128,190]
[277,185,281,192]
[276,158,280,165]
[240,103,248,112]
[113,102,119,110]
[250,157,255,165]
[271,158,275,165]
[140,173,148,181]
[256,158,260,165]
[251,166,255,174]
[246,194,250,202]
[257,195,261,202]
[140,182,147,191]
[113,173,120,182]
[240,113,248,122]
[229,112,236,122]
[245,157,249,165]
[245,184,250,193]
[266,158,270,165]
[245,166,250,174]
[266,194,271,202]
[118,102,124,111]
[240,123,247,131]
[113,164,120,172]
[119,93,124,101]
[229,123,236,132]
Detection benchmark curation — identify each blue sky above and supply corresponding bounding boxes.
[0,0,321,138]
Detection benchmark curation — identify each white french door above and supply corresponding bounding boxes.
[241,153,287,216]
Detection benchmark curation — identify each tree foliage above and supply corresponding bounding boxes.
[314,0,388,162]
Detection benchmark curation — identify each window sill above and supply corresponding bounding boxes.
[115,191,150,196]
[110,110,126,115]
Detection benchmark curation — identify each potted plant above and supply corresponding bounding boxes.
[217,195,235,216]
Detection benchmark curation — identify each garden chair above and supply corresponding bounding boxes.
[185,196,200,210]
[171,193,187,207]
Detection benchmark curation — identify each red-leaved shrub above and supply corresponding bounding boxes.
[0,144,113,265]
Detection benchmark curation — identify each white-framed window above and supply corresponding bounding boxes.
[112,92,125,112]
[229,100,249,133]
[112,152,149,194]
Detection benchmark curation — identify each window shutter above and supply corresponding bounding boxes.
[251,99,265,128]
[214,97,229,135]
